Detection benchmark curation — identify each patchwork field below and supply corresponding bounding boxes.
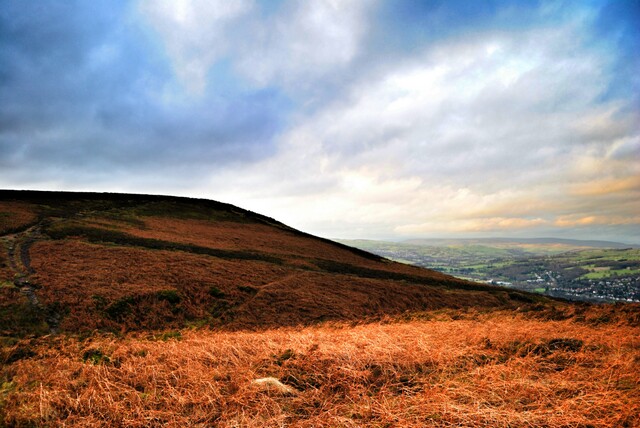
[339,239,640,302]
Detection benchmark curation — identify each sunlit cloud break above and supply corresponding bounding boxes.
[1,0,638,243]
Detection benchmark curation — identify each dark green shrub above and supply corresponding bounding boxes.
[82,349,110,365]
[274,348,295,365]
[156,331,182,341]
[209,287,225,298]
[238,285,258,295]
[156,290,181,304]
[4,344,36,364]
[44,224,282,263]
[105,297,136,321]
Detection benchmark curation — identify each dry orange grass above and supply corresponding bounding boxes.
[112,216,368,260]
[0,202,38,234]
[26,239,518,333]
[2,311,638,427]
[99,216,454,280]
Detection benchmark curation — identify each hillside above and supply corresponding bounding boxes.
[1,191,639,427]
[2,308,639,427]
[1,190,546,336]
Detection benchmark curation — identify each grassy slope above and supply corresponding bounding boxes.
[2,307,639,427]
[1,190,544,335]
[1,191,639,427]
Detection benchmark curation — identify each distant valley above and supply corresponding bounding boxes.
[337,238,640,303]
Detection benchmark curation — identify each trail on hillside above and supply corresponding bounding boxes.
[1,224,60,333]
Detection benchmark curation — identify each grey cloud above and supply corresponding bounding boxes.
[609,139,640,160]
[0,1,287,188]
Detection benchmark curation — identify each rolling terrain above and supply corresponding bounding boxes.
[338,239,640,303]
[0,190,543,336]
[1,190,639,427]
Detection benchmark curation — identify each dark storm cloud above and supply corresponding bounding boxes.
[0,0,288,185]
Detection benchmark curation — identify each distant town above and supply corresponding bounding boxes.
[338,239,640,303]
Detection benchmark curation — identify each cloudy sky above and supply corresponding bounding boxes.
[1,1,639,243]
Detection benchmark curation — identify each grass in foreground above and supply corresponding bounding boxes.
[1,309,639,427]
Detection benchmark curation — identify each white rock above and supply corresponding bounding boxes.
[251,377,297,395]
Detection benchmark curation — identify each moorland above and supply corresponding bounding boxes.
[1,190,638,427]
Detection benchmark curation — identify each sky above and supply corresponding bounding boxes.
[1,0,639,243]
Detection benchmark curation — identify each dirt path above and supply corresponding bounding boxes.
[1,224,60,333]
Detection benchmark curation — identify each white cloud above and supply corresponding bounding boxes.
[203,20,639,240]
[130,2,639,240]
[235,0,372,89]
[137,0,373,95]
[138,0,253,95]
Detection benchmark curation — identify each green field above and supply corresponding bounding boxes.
[338,240,640,302]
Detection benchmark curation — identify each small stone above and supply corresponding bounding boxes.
[251,377,297,395]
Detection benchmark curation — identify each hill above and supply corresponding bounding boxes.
[1,191,639,427]
[1,190,545,336]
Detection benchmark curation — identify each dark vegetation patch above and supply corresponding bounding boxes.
[237,285,258,295]
[104,296,138,322]
[0,190,284,226]
[156,290,181,305]
[274,348,295,365]
[0,300,49,337]
[314,259,544,304]
[500,338,584,358]
[103,290,183,323]
[455,336,588,372]
[88,210,146,228]
[44,223,282,264]
[208,287,226,299]
[314,259,467,286]
[152,331,182,342]
[2,342,37,365]
[82,349,111,365]
[130,200,255,223]
[210,300,233,320]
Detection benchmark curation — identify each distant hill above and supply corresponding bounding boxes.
[0,190,547,336]
[404,237,637,250]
